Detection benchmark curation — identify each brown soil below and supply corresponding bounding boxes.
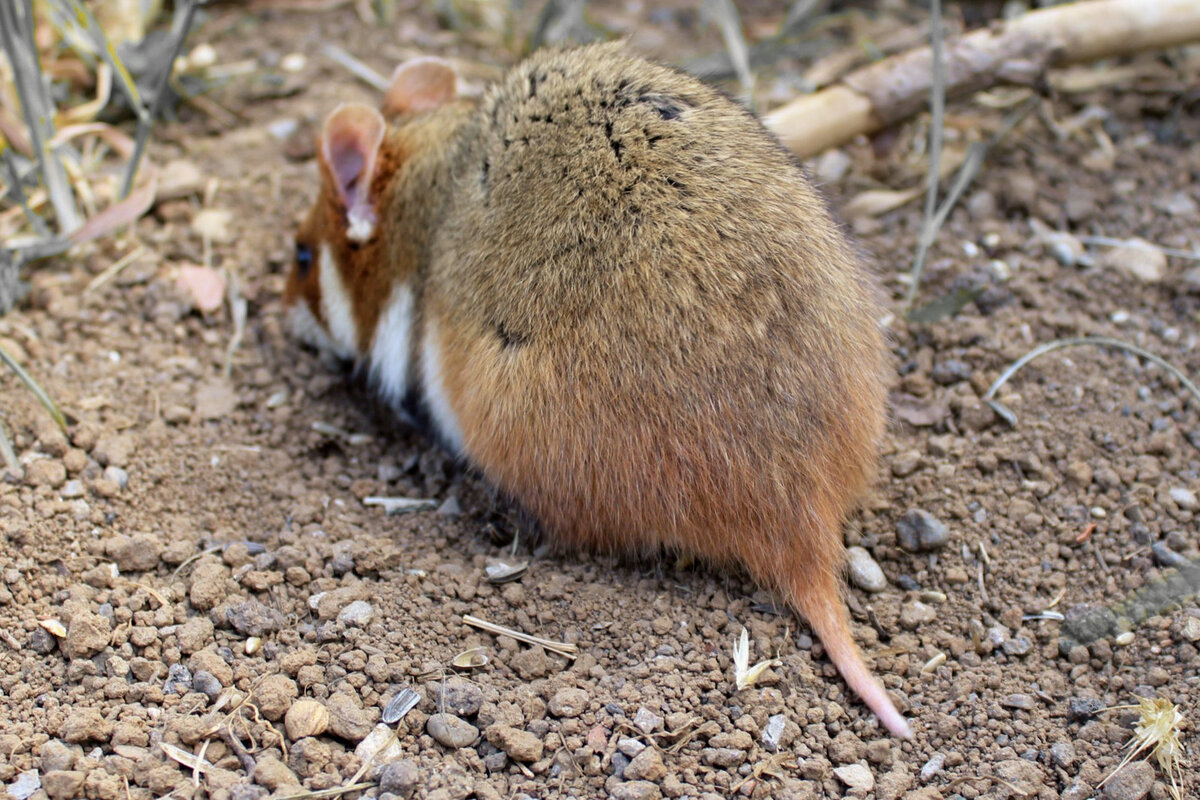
[1,4,1198,800]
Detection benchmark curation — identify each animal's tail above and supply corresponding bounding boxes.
[746,540,912,738]
[796,577,912,738]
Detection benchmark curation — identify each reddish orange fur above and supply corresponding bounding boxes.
[288,44,910,737]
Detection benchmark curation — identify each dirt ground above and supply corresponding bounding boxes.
[1,2,1198,800]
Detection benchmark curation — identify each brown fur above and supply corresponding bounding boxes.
[287,43,908,736]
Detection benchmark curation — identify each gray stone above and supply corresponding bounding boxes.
[633,707,663,734]
[225,600,285,637]
[378,759,420,798]
[431,678,483,717]
[427,713,479,749]
[896,509,950,552]
[1101,760,1154,800]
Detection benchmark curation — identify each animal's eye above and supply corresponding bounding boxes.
[295,243,314,278]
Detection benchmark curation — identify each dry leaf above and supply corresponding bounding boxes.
[841,187,922,219]
[177,265,227,313]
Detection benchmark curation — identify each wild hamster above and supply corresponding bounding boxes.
[285,43,908,737]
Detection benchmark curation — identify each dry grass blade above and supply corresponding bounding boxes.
[1,149,51,237]
[322,43,390,91]
[703,0,755,100]
[904,95,1038,313]
[1099,697,1186,800]
[0,2,80,233]
[120,0,202,199]
[158,742,216,775]
[0,339,67,432]
[462,614,579,659]
[1080,235,1200,263]
[983,336,1200,427]
[42,0,147,117]
[86,246,147,293]
[0,416,20,474]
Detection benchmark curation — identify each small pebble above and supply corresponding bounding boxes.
[896,509,950,552]
[1100,758,1154,800]
[1168,487,1197,510]
[919,753,946,782]
[623,747,666,782]
[163,663,192,694]
[337,600,374,627]
[1049,742,1076,768]
[192,670,223,700]
[378,760,420,798]
[8,771,40,800]
[427,714,479,749]
[485,725,543,762]
[1002,693,1036,710]
[833,764,874,792]
[548,687,589,718]
[103,465,129,489]
[60,479,85,498]
[1151,541,1189,569]
[930,359,971,385]
[1067,697,1105,721]
[633,707,663,734]
[617,738,646,758]
[761,714,786,751]
[1002,637,1032,656]
[899,600,936,629]
[608,781,662,800]
[846,547,887,592]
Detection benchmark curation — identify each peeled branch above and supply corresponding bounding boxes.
[764,0,1200,159]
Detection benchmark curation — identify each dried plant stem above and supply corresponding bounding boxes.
[322,43,390,91]
[0,1,80,233]
[0,416,19,473]
[463,614,579,659]
[765,0,1200,158]
[704,0,755,101]
[120,0,202,199]
[983,336,1200,427]
[906,0,946,309]
[0,339,68,432]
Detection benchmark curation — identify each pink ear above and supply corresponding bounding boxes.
[321,104,386,242]
[382,57,457,117]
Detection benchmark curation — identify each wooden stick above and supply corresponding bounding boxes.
[765,0,1200,158]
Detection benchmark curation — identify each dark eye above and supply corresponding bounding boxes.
[295,243,314,278]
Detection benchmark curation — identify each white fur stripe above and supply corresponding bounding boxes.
[369,283,415,409]
[420,316,465,455]
[318,243,360,359]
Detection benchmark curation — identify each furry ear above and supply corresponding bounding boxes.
[321,103,386,243]
[382,57,457,117]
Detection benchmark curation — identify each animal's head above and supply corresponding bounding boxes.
[284,57,458,359]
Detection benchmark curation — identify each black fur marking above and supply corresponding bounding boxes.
[495,322,528,349]
[638,93,684,120]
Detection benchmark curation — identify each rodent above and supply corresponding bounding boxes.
[285,43,909,738]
